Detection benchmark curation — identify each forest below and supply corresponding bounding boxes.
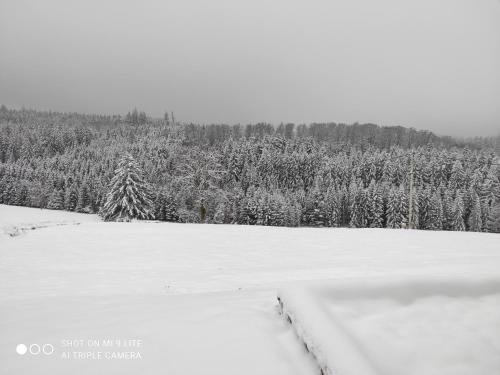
[0,105,499,232]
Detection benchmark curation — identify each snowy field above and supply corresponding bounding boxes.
[0,204,98,237]
[1,204,500,374]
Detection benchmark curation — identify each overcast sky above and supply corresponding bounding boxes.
[1,0,499,136]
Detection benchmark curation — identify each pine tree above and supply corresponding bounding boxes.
[213,202,227,224]
[303,186,326,226]
[451,193,465,231]
[408,188,419,229]
[365,181,381,228]
[426,191,443,230]
[76,183,91,213]
[47,189,65,210]
[255,189,269,226]
[442,190,454,230]
[386,186,407,229]
[0,176,15,205]
[101,154,155,221]
[267,193,286,226]
[386,187,399,228]
[242,194,258,225]
[0,177,6,204]
[65,187,78,211]
[468,189,482,232]
[325,185,341,227]
[14,183,29,206]
[486,203,500,233]
[284,193,302,227]
[418,188,431,229]
[350,187,367,228]
[370,185,385,228]
[164,194,179,222]
[449,160,465,190]
[154,191,167,221]
[399,185,408,228]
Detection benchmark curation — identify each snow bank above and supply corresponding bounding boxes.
[279,285,378,375]
[0,204,98,237]
[278,278,500,375]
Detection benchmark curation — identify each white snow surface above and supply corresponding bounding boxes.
[278,280,500,375]
[0,204,98,238]
[1,204,500,375]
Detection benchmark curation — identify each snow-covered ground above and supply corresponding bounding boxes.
[1,204,499,374]
[0,204,98,237]
[278,280,500,375]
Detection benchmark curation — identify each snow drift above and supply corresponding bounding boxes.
[278,278,500,375]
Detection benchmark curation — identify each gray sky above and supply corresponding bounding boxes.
[1,0,499,136]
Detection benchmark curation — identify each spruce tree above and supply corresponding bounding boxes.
[47,189,65,210]
[408,188,419,229]
[213,202,227,224]
[386,186,407,229]
[325,185,341,227]
[442,190,454,230]
[164,194,179,222]
[242,194,258,225]
[0,177,15,205]
[76,183,91,213]
[399,185,408,228]
[65,187,78,211]
[426,191,443,230]
[154,191,167,221]
[101,154,155,221]
[303,187,326,226]
[449,160,465,190]
[14,184,29,206]
[418,188,431,229]
[486,203,500,233]
[451,194,465,231]
[350,187,367,228]
[370,186,385,228]
[386,187,399,228]
[268,193,286,226]
[468,189,482,232]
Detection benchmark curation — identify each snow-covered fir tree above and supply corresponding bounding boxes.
[350,186,368,228]
[442,190,455,231]
[386,186,407,229]
[451,193,465,231]
[65,187,78,211]
[325,185,341,227]
[426,191,443,230]
[487,203,500,233]
[468,189,482,232]
[100,153,155,221]
[76,182,91,213]
[47,189,65,210]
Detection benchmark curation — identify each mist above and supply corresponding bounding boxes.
[1,0,499,136]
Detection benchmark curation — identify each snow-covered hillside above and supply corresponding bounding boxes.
[0,204,499,375]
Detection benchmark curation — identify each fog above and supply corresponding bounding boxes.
[1,0,499,136]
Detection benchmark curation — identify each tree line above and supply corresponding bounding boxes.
[0,106,499,232]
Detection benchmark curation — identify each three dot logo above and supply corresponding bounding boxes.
[16,344,27,355]
[16,343,54,356]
